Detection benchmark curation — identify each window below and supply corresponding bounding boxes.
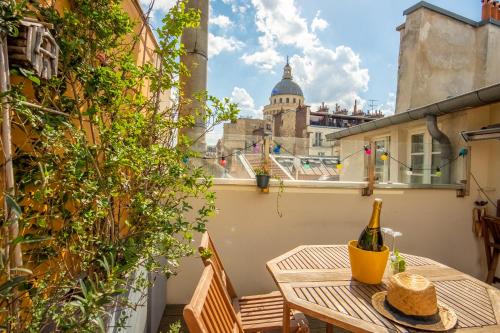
[375,137,390,183]
[431,139,442,185]
[318,152,325,156]
[274,98,276,104]
[286,97,289,103]
[293,98,296,103]
[410,133,424,184]
[313,132,322,147]
[280,98,282,103]
[408,132,443,184]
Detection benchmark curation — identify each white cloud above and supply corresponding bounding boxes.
[311,11,329,32]
[290,46,369,107]
[241,49,284,72]
[241,0,370,111]
[251,0,319,50]
[378,92,396,115]
[208,33,245,58]
[139,0,176,15]
[230,87,263,118]
[211,14,234,28]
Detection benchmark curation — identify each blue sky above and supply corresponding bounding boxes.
[142,0,479,144]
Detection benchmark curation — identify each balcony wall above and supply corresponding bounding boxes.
[166,182,493,304]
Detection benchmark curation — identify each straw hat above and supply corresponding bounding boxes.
[372,273,457,331]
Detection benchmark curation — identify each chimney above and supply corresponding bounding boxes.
[491,1,498,19]
[495,1,500,20]
[483,0,492,20]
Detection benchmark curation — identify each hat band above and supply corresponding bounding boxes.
[384,298,441,324]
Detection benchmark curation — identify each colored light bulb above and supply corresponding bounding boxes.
[435,168,442,177]
[220,157,226,167]
[336,163,343,170]
[381,153,389,161]
[406,168,413,176]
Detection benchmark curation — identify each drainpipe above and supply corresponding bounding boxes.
[179,0,208,153]
[426,115,452,184]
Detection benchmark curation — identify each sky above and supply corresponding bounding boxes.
[140,0,479,145]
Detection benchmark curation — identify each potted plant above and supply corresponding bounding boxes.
[382,227,406,275]
[254,167,271,189]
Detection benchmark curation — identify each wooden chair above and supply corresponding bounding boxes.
[184,265,244,333]
[198,232,309,332]
[482,215,500,284]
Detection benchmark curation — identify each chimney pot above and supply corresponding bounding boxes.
[495,1,500,20]
[482,0,491,21]
[491,1,498,20]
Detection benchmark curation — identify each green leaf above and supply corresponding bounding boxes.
[5,194,21,219]
[11,234,52,246]
[0,276,27,296]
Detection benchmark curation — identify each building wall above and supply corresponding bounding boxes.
[307,126,340,157]
[263,94,304,121]
[222,119,265,154]
[395,6,500,114]
[338,103,500,218]
[166,184,489,304]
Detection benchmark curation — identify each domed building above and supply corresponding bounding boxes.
[263,59,305,121]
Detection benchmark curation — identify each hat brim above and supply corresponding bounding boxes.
[372,292,458,332]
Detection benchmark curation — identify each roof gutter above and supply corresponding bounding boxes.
[326,82,500,141]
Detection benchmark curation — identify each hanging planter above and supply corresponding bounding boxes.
[254,167,270,189]
[256,174,270,189]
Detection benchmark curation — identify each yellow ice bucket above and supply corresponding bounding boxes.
[348,240,389,284]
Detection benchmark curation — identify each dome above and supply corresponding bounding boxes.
[271,79,303,97]
[270,60,303,97]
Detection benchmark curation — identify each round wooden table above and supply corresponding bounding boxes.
[267,245,500,333]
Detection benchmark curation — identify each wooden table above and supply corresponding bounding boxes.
[267,245,500,333]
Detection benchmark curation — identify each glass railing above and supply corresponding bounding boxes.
[200,134,468,188]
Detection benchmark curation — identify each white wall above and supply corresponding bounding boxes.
[167,183,491,304]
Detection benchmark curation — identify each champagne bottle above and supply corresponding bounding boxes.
[357,198,384,251]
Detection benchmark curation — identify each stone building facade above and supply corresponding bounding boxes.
[395,0,500,114]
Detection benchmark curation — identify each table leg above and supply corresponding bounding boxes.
[326,323,334,333]
[283,302,291,333]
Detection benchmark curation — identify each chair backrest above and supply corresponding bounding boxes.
[198,232,237,299]
[183,265,244,333]
[484,216,500,244]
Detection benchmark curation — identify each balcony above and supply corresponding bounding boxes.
[152,131,500,332]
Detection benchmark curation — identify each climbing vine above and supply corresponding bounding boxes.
[0,0,238,331]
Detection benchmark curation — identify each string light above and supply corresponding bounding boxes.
[269,141,466,176]
[220,156,226,167]
[182,156,189,164]
[273,144,282,154]
[250,142,258,154]
[303,159,311,169]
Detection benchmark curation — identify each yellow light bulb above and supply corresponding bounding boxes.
[381,154,388,161]
[336,163,343,170]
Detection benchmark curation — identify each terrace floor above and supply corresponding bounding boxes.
[157,304,350,333]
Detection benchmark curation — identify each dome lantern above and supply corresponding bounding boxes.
[270,58,303,97]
